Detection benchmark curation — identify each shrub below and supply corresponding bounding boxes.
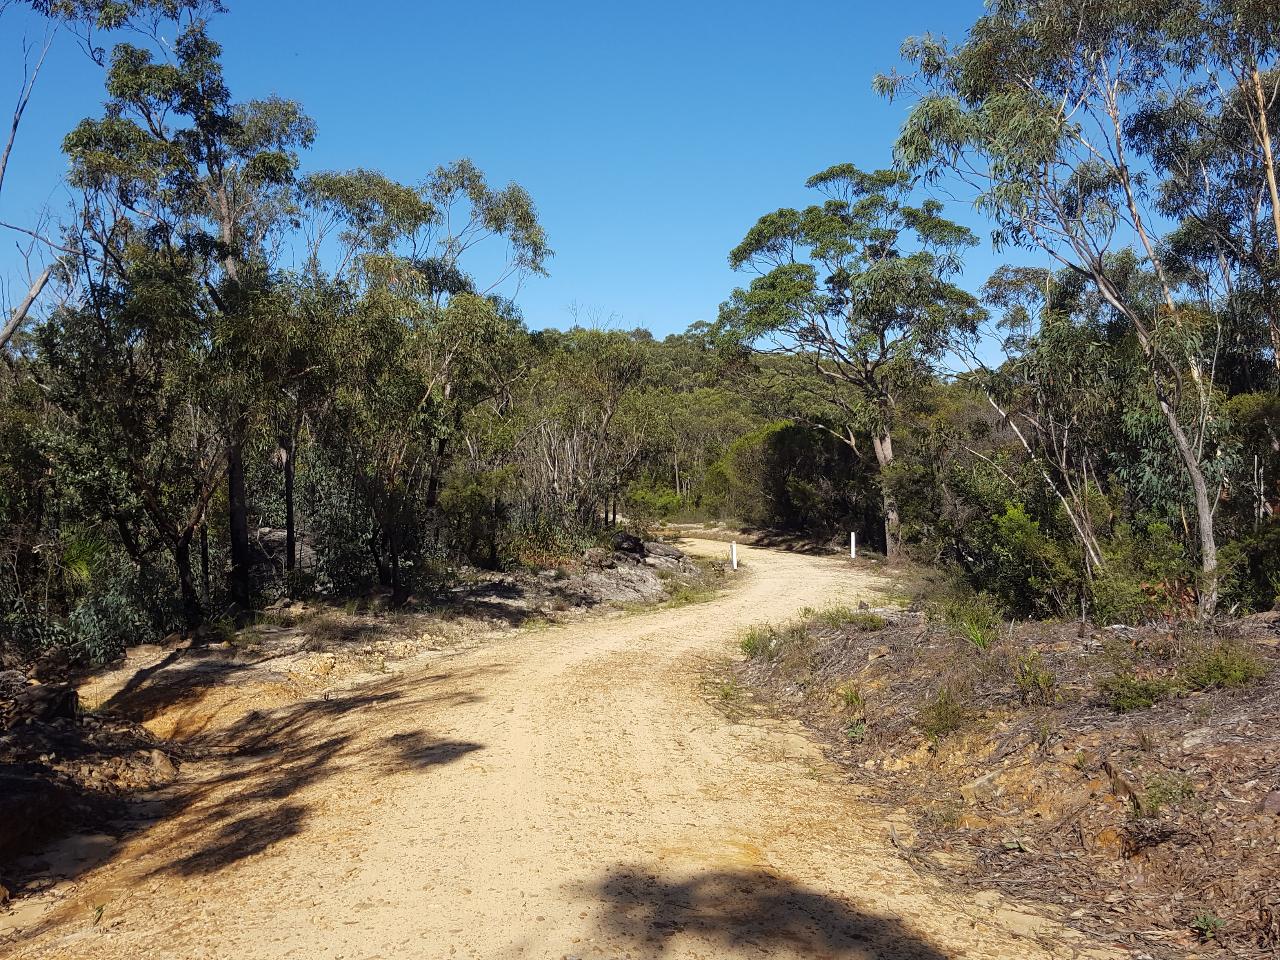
[1099,673,1176,712]
[1092,521,1194,624]
[1014,650,1057,705]
[810,606,886,631]
[1178,641,1267,691]
[915,686,971,738]
[837,683,865,714]
[739,620,807,660]
[939,593,1002,651]
[1138,772,1195,818]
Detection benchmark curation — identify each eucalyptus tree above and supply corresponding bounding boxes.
[38,249,225,628]
[61,18,315,619]
[877,2,1233,613]
[301,163,548,596]
[717,164,981,555]
[1,0,221,351]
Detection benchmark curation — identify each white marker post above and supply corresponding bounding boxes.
[850,531,857,559]
[730,541,738,570]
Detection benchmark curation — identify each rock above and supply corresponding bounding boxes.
[150,749,178,782]
[643,541,683,559]
[583,547,614,569]
[3,683,77,730]
[0,670,27,700]
[1262,790,1280,817]
[610,531,645,555]
[959,770,1002,805]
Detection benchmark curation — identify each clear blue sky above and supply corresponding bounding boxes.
[3,0,997,336]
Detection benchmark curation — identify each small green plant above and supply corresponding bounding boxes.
[1137,772,1195,818]
[665,581,718,608]
[915,686,971,738]
[1014,650,1057,705]
[810,606,887,631]
[843,719,867,743]
[939,594,1002,651]
[714,678,745,703]
[739,621,799,659]
[1099,673,1176,712]
[740,624,773,659]
[1190,911,1224,943]
[1178,641,1267,691]
[837,683,865,714]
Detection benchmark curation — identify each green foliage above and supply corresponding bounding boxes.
[1014,650,1057,706]
[1138,773,1196,819]
[1190,911,1224,943]
[915,686,971,738]
[810,606,887,631]
[1178,642,1268,692]
[1099,674,1177,713]
[938,593,1002,651]
[739,620,807,661]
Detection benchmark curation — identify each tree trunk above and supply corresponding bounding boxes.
[174,532,202,632]
[871,429,900,557]
[200,522,210,601]
[282,432,296,573]
[1252,66,1280,373]
[1158,395,1219,617]
[227,438,252,622]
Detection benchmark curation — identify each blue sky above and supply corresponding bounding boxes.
[2,0,997,336]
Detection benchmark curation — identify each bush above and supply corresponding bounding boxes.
[915,686,971,737]
[1092,521,1193,624]
[1014,650,1057,705]
[1099,673,1176,712]
[810,606,886,631]
[739,620,807,660]
[939,593,1002,651]
[1178,641,1268,691]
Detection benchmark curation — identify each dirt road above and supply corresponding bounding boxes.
[8,541,1112,960]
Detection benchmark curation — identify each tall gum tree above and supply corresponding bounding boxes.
[63,18,315,621]
[301,163,550,597]
[717,164,981,556]
[877,1,1236,614]
[1,1,221,351]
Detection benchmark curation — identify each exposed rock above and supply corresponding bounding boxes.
[582,547,615,569]
[3,683,78,731]
[959,770,1001,805]
[643,541,682,559]
[610,531,645,555]
[150,749,178,782]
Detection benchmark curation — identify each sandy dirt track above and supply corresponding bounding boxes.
[8,540,1114,960]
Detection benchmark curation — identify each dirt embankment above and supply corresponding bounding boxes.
[3,539,1120,960]
[733,602,1280,958]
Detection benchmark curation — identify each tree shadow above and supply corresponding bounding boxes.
[3,667,494,914]
[380,731,483,770]
[589,866,954,959]
[166,803,309,876]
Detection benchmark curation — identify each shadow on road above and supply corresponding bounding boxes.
[589,865,954,959]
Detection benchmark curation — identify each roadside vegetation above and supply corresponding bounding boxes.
[0,1,1277,954]
[733,595,1278,956]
